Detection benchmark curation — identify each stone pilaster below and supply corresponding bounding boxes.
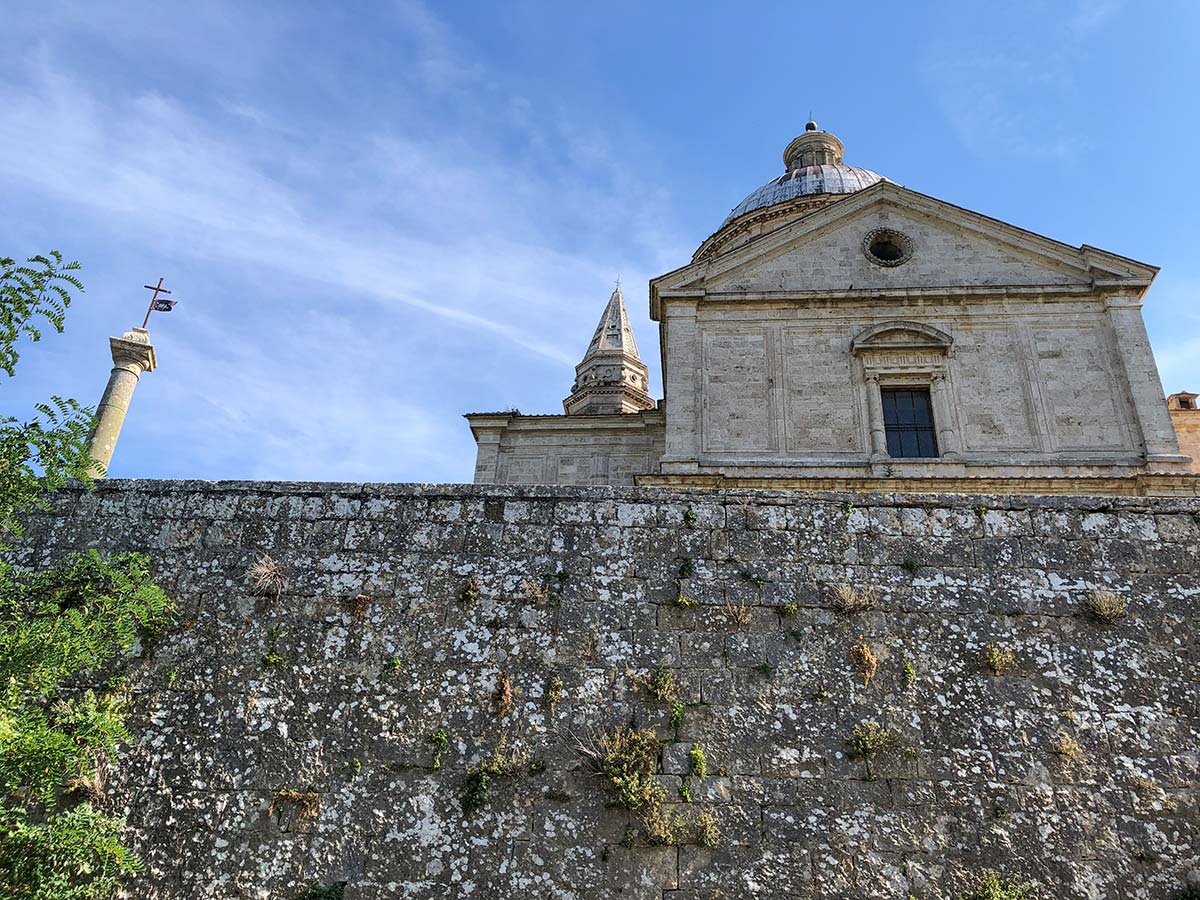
[86,327,157,478]
[660,299,701,473]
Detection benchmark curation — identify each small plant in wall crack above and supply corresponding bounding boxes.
[269,788,319,822]
[829,583,876,614]
[689,744,708,779]
[849,721,893,761]
[848,720,896,781]
[247,553,288,600]
[984,644,1016,676]
[343,592,371,626]
[1052,733,1084,762]
[523,577,554,604]
[461,735,529,817]
[382,656,403,680]
[492,671,514,718]
[544,674,564,716]
[678,558,695,578]
[740,570,767,592]
[636,664,678,703]
[460,575,480,603]
[672,590,698,609]
[429,728,450,770]
[849,638,879,686]
[683,507,698,528]
[573,725,720,848]
[901,658,916,692]
[693,810,720,848]
[575,724,664,814]
[723,599,753,628]
[957,869,1037,900]
[261,625,286,671]
[1083,588,1127,625]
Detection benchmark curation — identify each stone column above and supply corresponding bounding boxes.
[1105,295,1186,461]
[865,374,888,460]
[86,327,157,478]
[930,372,961,457]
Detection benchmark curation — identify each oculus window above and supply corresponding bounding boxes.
[881,388,939,458]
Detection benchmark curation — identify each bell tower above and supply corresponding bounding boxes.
[563,285,654,416]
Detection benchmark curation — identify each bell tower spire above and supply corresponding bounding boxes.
[563,284,654,416]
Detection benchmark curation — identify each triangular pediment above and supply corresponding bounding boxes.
[651,182,1156,316]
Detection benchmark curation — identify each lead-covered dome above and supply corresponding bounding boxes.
[721,122,884,226]
[694,122,886,261]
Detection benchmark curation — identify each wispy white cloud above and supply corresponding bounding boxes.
[0,1,683,481]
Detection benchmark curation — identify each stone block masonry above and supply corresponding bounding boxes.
[13,480,1200,899]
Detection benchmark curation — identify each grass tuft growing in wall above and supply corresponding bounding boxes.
[1083,589,1127,625]
[829,583,875,614]
[723,600,752,628]
[247,553,288,600]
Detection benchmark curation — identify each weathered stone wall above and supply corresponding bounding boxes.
[14,480,1200,900]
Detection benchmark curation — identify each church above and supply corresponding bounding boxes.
[466,122,1199,496]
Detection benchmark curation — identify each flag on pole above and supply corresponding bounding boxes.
[152,299,177,312]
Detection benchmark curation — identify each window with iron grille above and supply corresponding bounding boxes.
[881,388,938,458]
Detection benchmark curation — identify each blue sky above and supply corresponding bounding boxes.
[2,0,1198,482]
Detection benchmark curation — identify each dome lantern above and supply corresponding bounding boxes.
[783,125,845,169]
[715,123,886,232]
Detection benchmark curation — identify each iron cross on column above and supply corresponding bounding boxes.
[141,277,178,328]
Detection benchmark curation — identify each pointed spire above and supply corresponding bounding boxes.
[564,284,654,416]
[584,285,641,359]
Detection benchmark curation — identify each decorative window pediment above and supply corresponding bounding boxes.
[850,321,953,355]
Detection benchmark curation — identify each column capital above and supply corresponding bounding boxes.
[110,327,157,373]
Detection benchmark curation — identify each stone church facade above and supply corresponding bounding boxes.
[467,123,1197,495]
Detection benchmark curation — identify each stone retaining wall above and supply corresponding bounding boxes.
[14,481,1200,899]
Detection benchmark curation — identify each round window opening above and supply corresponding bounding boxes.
[863,228,913,267]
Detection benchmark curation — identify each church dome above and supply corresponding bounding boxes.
[720,122,884,226]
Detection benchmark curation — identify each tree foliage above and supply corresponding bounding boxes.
[0,552,172,899]
[0,253,84,379]
[0,253,173,898]
[0,253,96,547]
